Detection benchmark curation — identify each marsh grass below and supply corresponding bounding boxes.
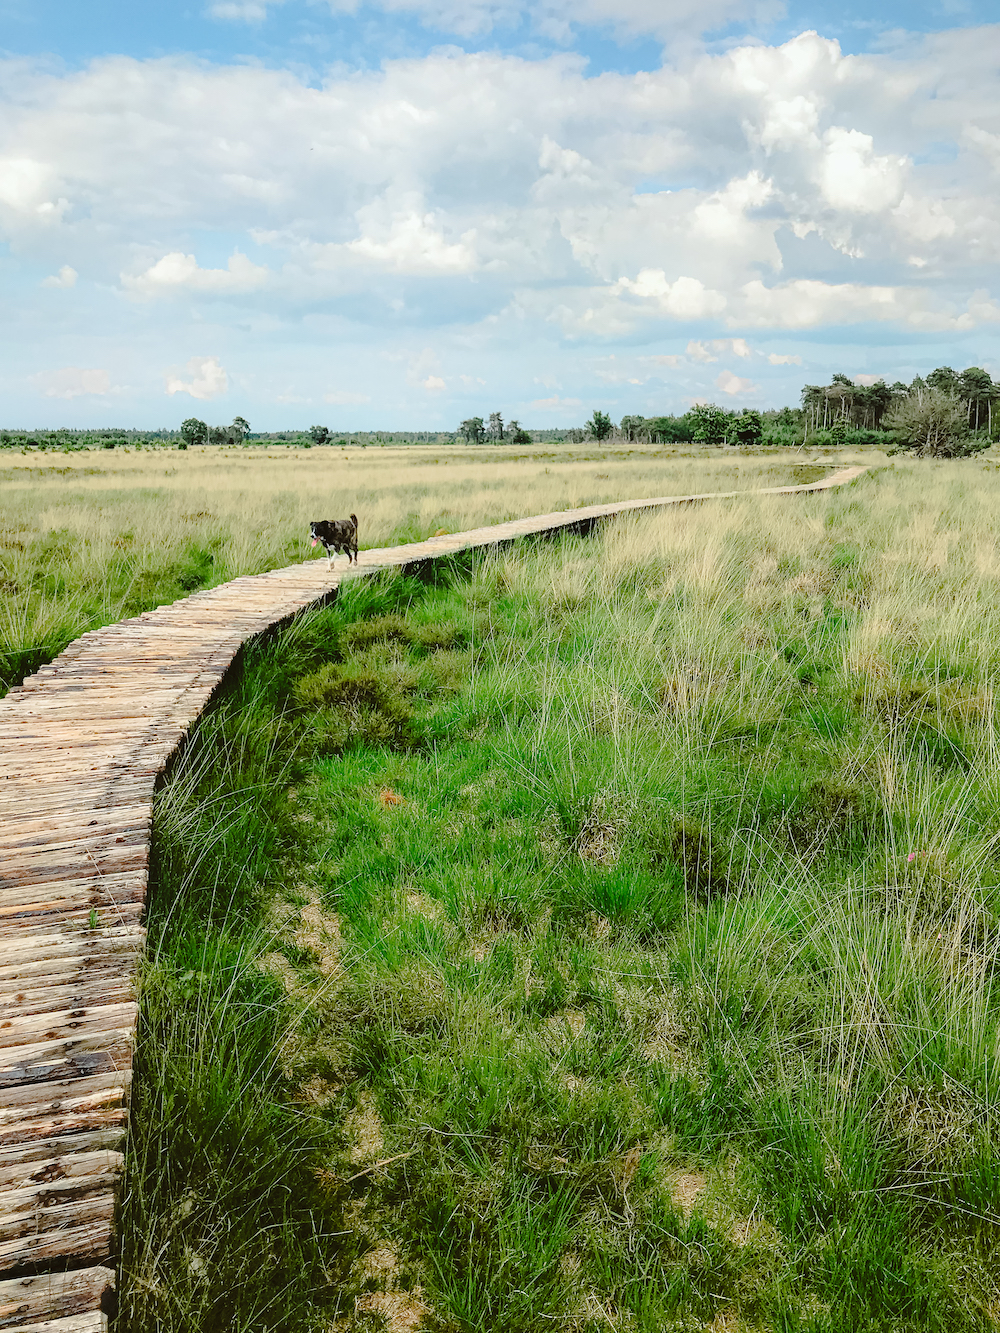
[0,443,835,695]
[127,454,1000,1330]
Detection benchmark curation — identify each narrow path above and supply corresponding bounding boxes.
[0,465,865,1331]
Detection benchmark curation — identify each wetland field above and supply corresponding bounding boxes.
[8,443,1000,1330]
[0,443,834,695]
[96,449,1000,1332]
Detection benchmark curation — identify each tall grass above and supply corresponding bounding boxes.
[0,443,835,694]
[126,454,1000,1330]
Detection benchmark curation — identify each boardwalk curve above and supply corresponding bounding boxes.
[0,464,865,1330]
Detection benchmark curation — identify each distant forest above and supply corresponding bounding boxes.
[1,364,995,455]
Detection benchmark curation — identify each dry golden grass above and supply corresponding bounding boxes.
[0,441,849,693]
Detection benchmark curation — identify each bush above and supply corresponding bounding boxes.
[885,389,986,458]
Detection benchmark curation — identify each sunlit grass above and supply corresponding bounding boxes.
[0,442,843,693]
[128,455,1000,1330]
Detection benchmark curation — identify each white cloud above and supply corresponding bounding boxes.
[124,251,268,298]
[687,338,752,362]
[0,24,997,422]
[767,352,801,364]
[43,265,77,288]
[853,373,884,385]
[32,366,110,398]
[617,271,727,319]
[324,390,372,405]
[715,369,756,396]
[818,128,906,215]
[165,355,229,399]
[346,212,477,274]
[423,375,446,390]
[738,278,902,328]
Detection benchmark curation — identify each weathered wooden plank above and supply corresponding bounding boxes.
[0,1133,125,1176]
[1,807,151,848]
[0,1215,113,1269]
[10,1312,107,1332]
[0,1076,128,1151]
[0,1150,122,1194]
[0,1170,118,1233]
[0,1265,114,1326]
[0,978,134,1019]
[0,1004,138,1054]
[0,1025,135,1091]
[0,849,147,891]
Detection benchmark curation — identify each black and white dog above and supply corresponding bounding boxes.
[310,515,358,568]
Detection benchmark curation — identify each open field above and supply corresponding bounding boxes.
[123,457,1000,1332]
[0,444,846,695]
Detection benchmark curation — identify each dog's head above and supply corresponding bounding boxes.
[309,520,321,548]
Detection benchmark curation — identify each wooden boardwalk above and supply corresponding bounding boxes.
[0,466,864,1329]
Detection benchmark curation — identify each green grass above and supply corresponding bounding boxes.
[123,464,1000,1330]
[0,445,836,697]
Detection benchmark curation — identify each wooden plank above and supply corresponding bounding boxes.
[0,1025,135,1091]
[0,1265,114,1326]
[1,1175,118,1236]
[0,1133,125,1176]
[0,1215,112,1269]
[0,978,135,1019]
[0,1004,139,1054]
[10,1312,107,1333]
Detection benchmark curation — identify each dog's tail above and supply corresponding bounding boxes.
[350,513,358,530]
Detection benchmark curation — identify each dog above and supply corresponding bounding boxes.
[310,515,358,568]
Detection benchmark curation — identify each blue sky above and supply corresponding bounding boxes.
[0,0,998,429]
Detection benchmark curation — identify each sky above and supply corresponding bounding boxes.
[0,0,998,430]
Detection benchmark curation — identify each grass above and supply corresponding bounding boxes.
[0,442,838,695]
[121,453,1000,1331]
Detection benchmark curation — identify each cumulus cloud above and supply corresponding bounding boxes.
[165,355,229,399]
[43,265,77,288]
[687,338,751,362]
[124,251,268,298]
[0,23,998,419]
[715,369,756,396]
[32,367,110,398]
[346,212,478,274]
[617,272,727,319]
[422,375,446,390]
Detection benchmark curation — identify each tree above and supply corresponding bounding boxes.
[927,366,959,398]
[180,417,208,447]
[209,426,230,446]
[231,416,251,442]
[458,417,486,444]
[487,412,505,442]
[733,408,763,447]
[647,414,696,444]
[619,415,646,442]
[690,403,731,446]
[508,419,532,444]
[588,410,614,441]
[885,388,982,457]
[957,367,995,433]
[309,425,331,445]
